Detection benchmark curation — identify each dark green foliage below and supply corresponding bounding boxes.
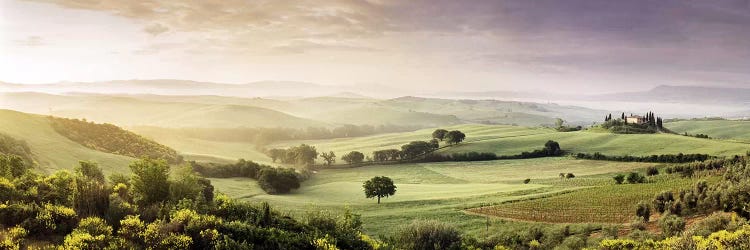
[653,191,675,213]
[626,172,646,184]
[432,129,449,141]
[389,220,462,250]
[646,166,659,176]
[363,176,396,204]
[341,151,365,164]
[401,141,439,159]
[445,130,466,145]
[565,173,575,179]
[575,152,710,163]
[258,167,300,194]
[613,174,625,184]
[190,159,301,194]
[72,161,109,217]
[523,179,531,184]
[636,202,651,222]
[372,149,402,162]
[49,117,181,163]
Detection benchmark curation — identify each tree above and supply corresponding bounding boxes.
[544,140,562,156]
[169,165,202,202]
[363,176,396,204]
[636,202,651,222]
[432,129,449,141]
[523,179,531,184]
[286,144,318,166]
[565,173,575,179]
[129,158,170,206]
[445,130,466,145]
[613,174,625,184]
[646,166,659,176]
[626,172,645,184]
[341,151,365,164]
[320,151,336,166]
[72,161,109,217]
[266,148,286,163]
[401,141,436,159]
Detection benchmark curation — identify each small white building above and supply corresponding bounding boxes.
[626,115,646,124]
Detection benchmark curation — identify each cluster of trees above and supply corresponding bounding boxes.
[417,141,563,163]
[648,157,750,219]
[497,140,563,159]
[601,111,666,134]
[574,152,711,163]
[683,132,711,139]
[0,133,33,166]
[664,157,742,177]
[265,144,318,166]
[431,129,466,145]
[190,159,302,194]
[613,172,646,184]
[0,157,378,249]
[139,124,421,146]
[370,140,440,163]
[49,117,182,163]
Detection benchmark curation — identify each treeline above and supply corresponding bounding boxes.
[266,144,318,166]
[190,159,302,194]
[0,157,377,249]
[574,152,711,163]
[50,117,182,163]
[665,157,744,177]
[0,133,33,166]
[138,124,421,146]
[419,141,563,162]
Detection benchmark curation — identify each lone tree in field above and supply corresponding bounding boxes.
[432,129,449,141]
[363,176,396,204]
[342,151,365,164]
[445,130,466,145]
[320,151,336,166]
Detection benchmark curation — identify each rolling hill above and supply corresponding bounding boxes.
[0,109,135,174]
[665,120,750,142]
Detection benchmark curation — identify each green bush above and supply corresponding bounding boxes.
[390,220,462,250]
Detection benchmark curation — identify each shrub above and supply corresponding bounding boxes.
[646,166,659,176]
[523,179,531,184]
[613,174,625,184]
[659,214,686,237]
[626,172,645,184]
[635,202,651,222]
[565,173,575,179]
[390,220,462,250]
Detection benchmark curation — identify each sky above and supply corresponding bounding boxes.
[1,0,750,94]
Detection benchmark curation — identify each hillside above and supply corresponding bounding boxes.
[666,120,750,142]
[0,92,327,128]
[49,117,181,163]
[591,85,750,106]
[0,110,134,174]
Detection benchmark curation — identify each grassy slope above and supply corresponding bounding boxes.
[212,157,655,236]
[666,120,750,142]
[151,124,750,164]
[0,109,134,174]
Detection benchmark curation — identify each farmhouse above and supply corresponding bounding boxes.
[625,115,646,124]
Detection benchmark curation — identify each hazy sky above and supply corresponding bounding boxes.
[2,0,750,93]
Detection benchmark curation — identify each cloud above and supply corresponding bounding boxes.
[143,23,168,36]
[13,36,46,47]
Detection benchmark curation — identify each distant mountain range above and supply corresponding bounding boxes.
[0,79,399,98]
[587,85,750,106]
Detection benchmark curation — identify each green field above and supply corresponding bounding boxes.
[0,109,134,174]
[470,175,701,224]
[666,120,750,142]
[210,157,658,236]
[142,123,750,166]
